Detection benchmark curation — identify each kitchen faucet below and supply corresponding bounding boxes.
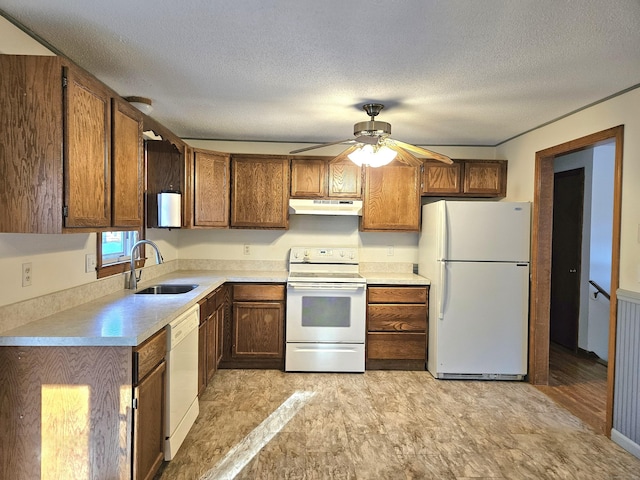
[128,240,164,289]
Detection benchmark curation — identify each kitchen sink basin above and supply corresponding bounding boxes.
[135,284,198,295]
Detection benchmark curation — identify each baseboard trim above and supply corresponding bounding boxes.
[611,428,640,460]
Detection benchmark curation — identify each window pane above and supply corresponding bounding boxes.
[101,230,139,265]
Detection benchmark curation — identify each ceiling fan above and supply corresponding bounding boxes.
[289,103,453,167]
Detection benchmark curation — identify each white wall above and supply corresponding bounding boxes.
[588,143,616,360]
[497,86,640,293]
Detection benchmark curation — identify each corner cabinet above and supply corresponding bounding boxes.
[0,54,143,233]
[361,161,421,232]
[290,156,362,199]
[366,286,428,370]
[220,283,285,369]
[422,159,507,198]
[230,155,290,229]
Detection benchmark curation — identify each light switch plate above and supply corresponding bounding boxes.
[85,253,97,273]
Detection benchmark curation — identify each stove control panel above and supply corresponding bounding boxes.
[290,247,358,264]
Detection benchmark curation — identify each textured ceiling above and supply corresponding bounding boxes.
[1,0,640,149]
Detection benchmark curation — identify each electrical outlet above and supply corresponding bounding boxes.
[243,244,251,255]
[85,253,97,273]
[22,262,32,287]
[387,245,394,256]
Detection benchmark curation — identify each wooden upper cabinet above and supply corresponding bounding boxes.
[422,160,463,195]
[463,160,507,197]
[193,149,230,227]
[0,55,64,233]
[64,64,111,229]
[361,162,421,232]
[111,98,143,228]
[231,154,289,229]
[328,158,362,198]
[290,157,326,198]
[290,156,362,199]
[0,55,146,233]
[422,159,507,198]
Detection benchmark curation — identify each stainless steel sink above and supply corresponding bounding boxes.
[135,284,198,295]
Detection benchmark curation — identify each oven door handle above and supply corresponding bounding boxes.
[287,282,366,290]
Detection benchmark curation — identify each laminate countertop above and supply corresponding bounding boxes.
[0,270,429,348]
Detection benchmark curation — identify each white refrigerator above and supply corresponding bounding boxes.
[418,200,531,380]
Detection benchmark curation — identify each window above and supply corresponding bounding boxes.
[96,229,145,278]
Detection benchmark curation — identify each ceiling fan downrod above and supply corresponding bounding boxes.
[354,103,391,138]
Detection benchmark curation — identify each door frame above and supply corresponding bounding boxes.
[529,125,623,435]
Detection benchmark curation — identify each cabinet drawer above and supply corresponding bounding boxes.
[368,304,427,331]
[368,286,427,304]
[367,332,426,360]
[233,284,285,301]
[133,328,167,383]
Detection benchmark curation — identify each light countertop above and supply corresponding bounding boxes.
[0,269,429,348]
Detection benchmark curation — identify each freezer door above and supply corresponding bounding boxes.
[435,261,529,376]
[444,201,531,262]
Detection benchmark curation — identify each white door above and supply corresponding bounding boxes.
[436,261,529,376]
[444,201,531,262]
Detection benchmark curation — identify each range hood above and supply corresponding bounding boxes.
[289,199,362,216]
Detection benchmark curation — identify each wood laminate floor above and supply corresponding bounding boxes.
[536,343,608,435]
[157,369,639,480]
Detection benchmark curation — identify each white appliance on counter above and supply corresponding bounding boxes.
[419,201,531,380]
[165,304,200,459]
[286,247,366,372]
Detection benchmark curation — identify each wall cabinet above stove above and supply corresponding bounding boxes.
[290,156,362,199]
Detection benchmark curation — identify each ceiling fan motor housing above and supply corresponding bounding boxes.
[353,120,391,137]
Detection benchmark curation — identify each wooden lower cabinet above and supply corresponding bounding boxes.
[366,286,428,370]
[0,328,168,479]
[198,285,227,396]
[132,328,167,480]
[220,283,285,369]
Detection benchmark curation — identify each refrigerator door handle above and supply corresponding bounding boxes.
[441,201,449,261]
[438,261,447,320]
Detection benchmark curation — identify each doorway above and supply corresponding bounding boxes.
[528,125,623,436]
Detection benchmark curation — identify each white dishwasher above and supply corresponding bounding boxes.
[165,304,200,460]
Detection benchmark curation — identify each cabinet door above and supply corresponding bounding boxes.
[232,301,284,359]
[290,158,326,197]
[216,302,225,368]
[133,360,166,480]
[230,155,289,228]
[194,150,230,227]
[361,163,421,232]
[0,55,64,233]
[328,158,362,198]
[64,65,111,228]
[112,98,143,228]
[463,160,507,197]
[422,160,463,195]
[206,310,217,382]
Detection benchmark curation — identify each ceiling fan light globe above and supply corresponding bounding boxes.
[347,144,397,168]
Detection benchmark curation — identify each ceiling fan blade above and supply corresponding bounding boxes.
[391,148,424,167]
[391,140,453,164]
[289,139,354,154]
[329,145,359,163]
